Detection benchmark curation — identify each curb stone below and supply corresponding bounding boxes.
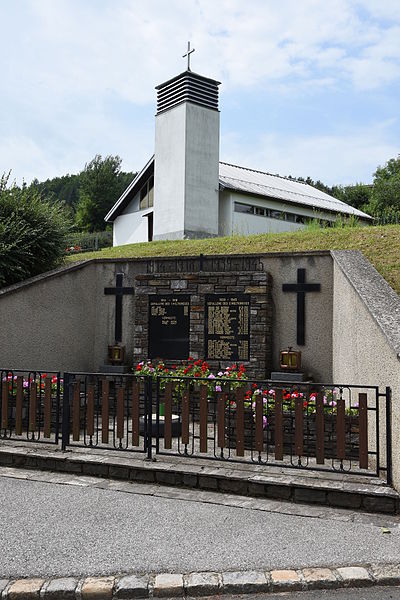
[0,563,399,598]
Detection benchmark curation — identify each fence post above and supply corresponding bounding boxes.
[145,376,153,460]
[61,373,71,450]
[55,372,61,444]
[386,386,393,486]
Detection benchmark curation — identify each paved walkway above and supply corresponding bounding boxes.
[0,467,399,579]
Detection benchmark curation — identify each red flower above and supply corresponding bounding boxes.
[194,373,200,377]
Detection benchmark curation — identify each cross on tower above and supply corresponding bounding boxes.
[104,273,134,343]
[282,268,321,346]
[183,41,195,71]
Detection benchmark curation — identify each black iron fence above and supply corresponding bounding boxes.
[0,369,61,444]
[61,372,152,456]
[0,369,392,483]
[58,372,392,483]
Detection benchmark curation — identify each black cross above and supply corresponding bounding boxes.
[183,41,195,71]
[104,273,134,343]
[282,268,321,346]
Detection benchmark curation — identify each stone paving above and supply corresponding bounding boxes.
[0,439,397,514]
[1,564,400,598]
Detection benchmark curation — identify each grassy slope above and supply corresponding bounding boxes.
[66,225,400,295]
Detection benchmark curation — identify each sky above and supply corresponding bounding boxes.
[0,0,399,187]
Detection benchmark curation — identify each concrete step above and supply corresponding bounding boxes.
[0,440,398,514]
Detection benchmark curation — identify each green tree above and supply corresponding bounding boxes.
[0,173,71,288]
[332,183,372,211]
[75,155,134,231]
[370,155,400,213]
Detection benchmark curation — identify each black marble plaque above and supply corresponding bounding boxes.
[205,294,250,361]
[148,295,190,359]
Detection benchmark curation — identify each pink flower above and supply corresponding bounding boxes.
[263,416,268,429]
[207,374,216,379]
[215,385,222,392]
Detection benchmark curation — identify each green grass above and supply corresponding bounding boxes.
[66,224,400,295]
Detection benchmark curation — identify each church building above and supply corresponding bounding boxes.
[105,51,372,245]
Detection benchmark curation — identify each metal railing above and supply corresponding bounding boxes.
[58,372,392,483]
[61,372,152,455]
[152,376,392,483]
[0,369,61,444]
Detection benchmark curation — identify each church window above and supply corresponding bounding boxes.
[270,209,282,220]
[140,175,154,210]
[234,202,254,214]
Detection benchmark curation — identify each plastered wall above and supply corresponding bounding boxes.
[332,251,400,491]
[0,252,334,382]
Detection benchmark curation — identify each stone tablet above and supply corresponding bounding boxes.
[148,295,190,359]
[205,294,250,361]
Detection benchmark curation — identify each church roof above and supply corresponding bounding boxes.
[219,162,372,220]
[105,156,372,222]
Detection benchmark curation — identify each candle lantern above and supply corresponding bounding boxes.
[108,344,126,365]
[280,346,301,371]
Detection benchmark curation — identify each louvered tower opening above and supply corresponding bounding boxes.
[156,71,220,115]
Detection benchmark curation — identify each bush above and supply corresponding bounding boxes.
[0,174,71,288]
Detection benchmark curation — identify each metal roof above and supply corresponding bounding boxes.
[105,156,372,222]
[219,162,372,220]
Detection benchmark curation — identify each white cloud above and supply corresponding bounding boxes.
[221,120,399,185]
[0,0,399,184]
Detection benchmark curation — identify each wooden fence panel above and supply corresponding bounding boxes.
[102,379,109,444]
[72,380,80,441]
[235,388,245,457]
[43,378,51,438]
[132,381,140,447]
[182,389,190,445]
[15,376,23,435]
[336,399,346,460]
[359,393,368,469]
[217,393,225,449]
[1,380,8,430]
[117,387,125,440]
[29,381,37,433]
[199,385,208,453]
[164,382,173,450]
[274,389,283,461]
[316,393,325,464]
[255,395,263,453]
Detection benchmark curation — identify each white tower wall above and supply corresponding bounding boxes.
[152,70,221,241]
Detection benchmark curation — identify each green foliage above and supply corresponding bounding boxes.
[0,173,71,288]
[30,173,80,213]
[75,155,134,232]
[370,155,400,213]
[332,183,372,211]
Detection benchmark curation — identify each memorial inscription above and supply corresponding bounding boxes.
[205,294,250,361]
[148,295,190,359]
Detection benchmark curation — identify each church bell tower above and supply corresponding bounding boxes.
[153,45,221,240]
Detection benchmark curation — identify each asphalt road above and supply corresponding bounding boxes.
[0,471,400,578]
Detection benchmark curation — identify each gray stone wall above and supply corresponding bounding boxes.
[134,265,272,378]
